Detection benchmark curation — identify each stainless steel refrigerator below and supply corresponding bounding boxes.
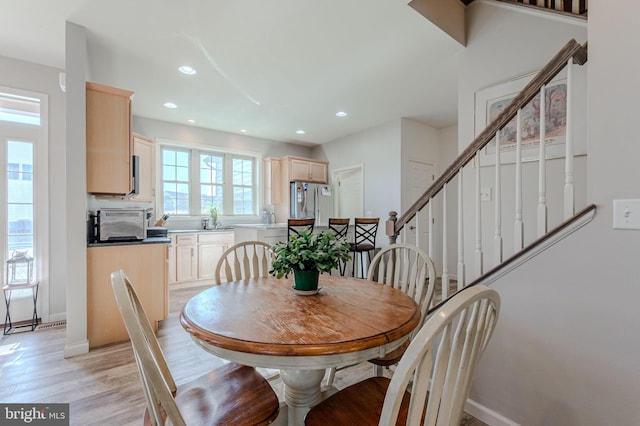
[290,182,334,224]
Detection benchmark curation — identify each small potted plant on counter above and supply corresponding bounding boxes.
[269,230,351,293]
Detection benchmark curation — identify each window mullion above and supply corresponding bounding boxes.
[190,148,201,215]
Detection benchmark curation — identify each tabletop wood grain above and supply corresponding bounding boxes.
[180,275,420,357]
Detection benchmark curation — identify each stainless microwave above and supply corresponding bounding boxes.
[97,208,147,242]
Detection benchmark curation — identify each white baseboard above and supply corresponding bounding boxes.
[48,312,66,323]
[465,398,520,426]
[64,340,89,358]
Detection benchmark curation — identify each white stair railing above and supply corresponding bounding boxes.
[387,39,589,299]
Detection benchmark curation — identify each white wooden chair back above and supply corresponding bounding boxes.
[214,241,272,285]
[111,270,186,426]
[367,243,437,336]
[379,284,500,426]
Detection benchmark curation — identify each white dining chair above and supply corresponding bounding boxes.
[110,269,280,425]
[306,284,501,426]
[325,243,436,387]
[214,240,273,284]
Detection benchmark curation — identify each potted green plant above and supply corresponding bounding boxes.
[269,230,351,292]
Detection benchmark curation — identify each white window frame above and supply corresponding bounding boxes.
[158,141,260,218]
[0,86,49,322]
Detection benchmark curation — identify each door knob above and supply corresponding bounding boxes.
[409,225,416,230]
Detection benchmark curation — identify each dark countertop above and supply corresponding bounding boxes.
[87,237,171,248]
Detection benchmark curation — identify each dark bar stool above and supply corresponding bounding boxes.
[287,218,315,239]
[328,218,350,275]
[350,218,379,278]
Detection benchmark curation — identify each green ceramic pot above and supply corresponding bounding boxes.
[293,270,320,291]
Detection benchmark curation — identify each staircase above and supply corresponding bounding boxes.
[386,39,593,305]
[462,0,587,16]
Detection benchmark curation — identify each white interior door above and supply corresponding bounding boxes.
[334,165,363,219]
[407,160,435,254]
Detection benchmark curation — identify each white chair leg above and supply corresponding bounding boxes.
[373,364,384,377]
[325,367,337,388]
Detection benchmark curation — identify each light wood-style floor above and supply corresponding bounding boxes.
[0,284,486,425]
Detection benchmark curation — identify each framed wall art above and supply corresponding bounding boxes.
[474,70,584,166]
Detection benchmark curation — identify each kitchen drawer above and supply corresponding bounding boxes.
[261,229,287,238]
[198,232,234,244]
[176,234,197,245]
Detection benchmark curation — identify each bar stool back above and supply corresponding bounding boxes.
[328,218,350,275]
[287,218,315,239]
[350,217,379,278]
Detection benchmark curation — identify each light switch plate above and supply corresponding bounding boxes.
[613,199,640,230]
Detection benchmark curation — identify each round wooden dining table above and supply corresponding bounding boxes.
[180,274,420,426]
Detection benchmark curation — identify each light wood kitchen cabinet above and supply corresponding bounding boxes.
[168,231,235,284]
[286,156,328,183]
[175,234,198,283]
[264,157,283,205]
[86,82,134,195]
[197,232,234,281]
[87,243,168,348]
[132,133,155,202]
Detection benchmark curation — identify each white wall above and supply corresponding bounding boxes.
[133,116,311,160]
[460,2,640,425]
[313,120,401,248]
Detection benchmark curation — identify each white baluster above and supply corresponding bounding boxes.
[475,152,483,277]
[428,201,433,261]
[514,109,524,250]
[442,184,449,298]
[457,172,465,289]
[537,84,548,236]
[564,57,575,219]
[415,210,422,250]
[494,131,503,264]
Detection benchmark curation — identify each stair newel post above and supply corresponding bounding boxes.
[514,109,524,250]
[442,184,449,298]
[537,84,548,237]
[494,131,503,264]
[386,211,398,245]
[564,57,575,219]
[428,201,434,260]
[457,172,465,289]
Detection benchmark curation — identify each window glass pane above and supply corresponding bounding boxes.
[232,158,253,185]
[162,148,190,215]
[233,187,253,215]
[7,140,34,257]
[201,184,223,214]
[0,92,40,125]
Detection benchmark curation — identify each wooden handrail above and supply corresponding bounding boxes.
[389,38,588,238]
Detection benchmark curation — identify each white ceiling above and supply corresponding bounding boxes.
[0,0,463,145]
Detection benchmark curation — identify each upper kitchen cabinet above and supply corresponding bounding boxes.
[132,133,155,202]
[86,82,134,195]
[264,157,283,205]
[285,156,328,183]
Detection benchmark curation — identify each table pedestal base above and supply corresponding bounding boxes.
[280,369,326,426]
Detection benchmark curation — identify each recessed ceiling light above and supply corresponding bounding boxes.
[187,119,195,123]
[178,65,196,75]
[164,102,177,109]
[240,129,247,133]
[296,130,306,135]
[336,111,347,117]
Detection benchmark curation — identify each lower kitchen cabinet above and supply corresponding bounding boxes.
[175,234,197,282]
[87,243,168,348]
[168,231,235,285]
[197,232,234,281]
